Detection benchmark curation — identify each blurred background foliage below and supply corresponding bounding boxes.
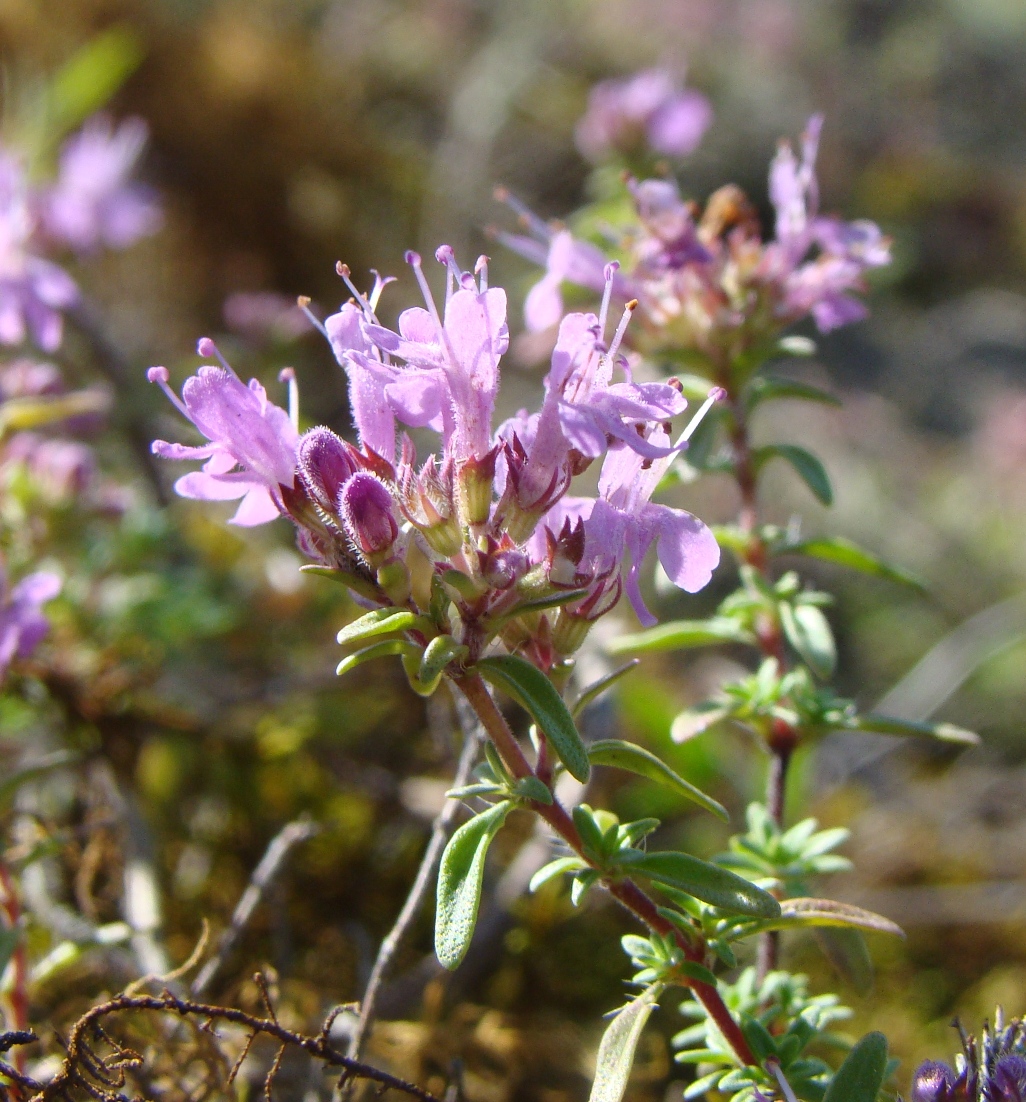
[4,1,1026,1099]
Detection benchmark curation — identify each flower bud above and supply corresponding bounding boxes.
[455,448,497,530]
[910,1062,958,1102]
[339,472,399,562]
[298,427,357,514]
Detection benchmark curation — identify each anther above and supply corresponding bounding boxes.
[278,367,299,432]
[296,296,327,338]
[147,365,189,418]
[197,337,238,378]
[605,300,638,364]
[475,255,489,291]
[336,262,374,318]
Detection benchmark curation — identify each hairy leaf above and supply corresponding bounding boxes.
[753,444,833,506]
[616,851,781,918]
[588,985,663,1102]
[608,618,756,655]
[418,636,469,689]
[588,739,727,821]
[822,1031,888,1102]
[476,654,590,782]
[435,801,511,970]
[337,608,430,647]
[730,898,904,939]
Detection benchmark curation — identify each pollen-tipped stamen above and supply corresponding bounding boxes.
[279,367,299,432]
[296,296,328,338]
[598,261,620,335]
[197,337,239,379]
[605,299,638,365]
[146,366,190,419]
[677,386,725,446]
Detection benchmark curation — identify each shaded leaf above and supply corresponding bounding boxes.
[729,898,904,939]
[418,636,469,689]
[588,739,727,821]
[780,536,925,590]
[822,1031,888,1102]
[435,801,511,970]
[503,588,592,619]
[753,444,833,506]
[336,639,420,678]
[477,655,590,782]
[48,27,145,138]
[847,713,979,745]
[815,927,874,995]
[780,602,836,679]
[608,618,756,655]
[616,851,781,918]
[512,776,553,805]
[588,985,663,1102]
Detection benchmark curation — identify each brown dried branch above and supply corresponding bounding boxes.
[0,984,441,1102]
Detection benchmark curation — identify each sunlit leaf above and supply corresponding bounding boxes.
[435,801,511,970]
[336,639,420,677]
[587,739,727,820]
[780,602,836,679]
[588,985,663,1102]
[616,851,781,918]
[48,27,145,138]
[753,444,833,506]
[476,654,590,782]
[336,608,430,647]
[608,618,756,655]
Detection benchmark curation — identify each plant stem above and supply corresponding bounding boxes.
[453,672,758,1069]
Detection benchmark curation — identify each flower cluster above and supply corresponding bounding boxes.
[0,115,159,353]
[909,1015,1026,1102]
[501,116,890,359]
[575,66,712,163]
[149,249,721,667]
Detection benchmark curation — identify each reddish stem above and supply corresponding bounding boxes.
[453,672,757,1068]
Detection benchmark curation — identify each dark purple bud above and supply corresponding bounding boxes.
[994,1055,1026,1102]
[298,427,357,513]
[911,1061,958,1102]
[339,472,398,558]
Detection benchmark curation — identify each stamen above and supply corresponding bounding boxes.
[296,295,327,338]
[493,186,551,240]
[485,226,548,267]
[367,271,395,314]
[598,260,620,336]
[605,299,638,364]
[146,366,190,419]
[474,254,489,292]
[677,386,725,445]
[435,245,459,305]
[197,337,239,379]
[406,251,444,332]
[336,262,376,322]
[279,367,299,432]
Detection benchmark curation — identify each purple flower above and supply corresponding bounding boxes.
[575,68,712,162]
[0,358,63,398]
[339,471,399,559]
[223,291,312,344]
[4,434,95,501]
[42,115,161,253]
[148,342,299,526]
[0,567,61,679]
[995,1055,1026,1102]
[909,1061,959,1102]
[0,153,78,352]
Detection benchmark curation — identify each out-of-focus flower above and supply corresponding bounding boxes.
[223,292,312,344]
[0,358,63,398]
[0,153,78,352]
[575,67,712,162]
[148,342,299,526]
[42,115,161,253]
[0,566,61,680]
[3,433,95,501]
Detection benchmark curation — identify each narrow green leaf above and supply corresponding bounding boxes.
[434,801,511,970]
[476,654,590,782]
[779,602,836,679]
[727,898,904,939]
[741,1015,778,1062]
[608,618,756,655]
[753,444,833,506]
[743,376,841,413]
[676,960,717,987]
[573,805,607,860]
[0,391,110,436]
[298,564,381,601]
[529,856,584,893]
[847,714,979,745]
[616,851,781,919]
[512,776,553,805]
[48,27,145,137]
[419,636,468,688]
[336,639,420,677]
[588,985,663,1102]
[503,588,592,619]
[779,536,925,589]
[588,739,727,821]
[572,661,640,717]
[337,608,430,647]
[815,927,874,995]
[822,1031,888,1102]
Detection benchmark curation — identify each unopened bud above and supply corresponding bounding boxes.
[910,1062,957,1102]
[455,449,497,529]
[339,472,399,560]
[298,427,357,514]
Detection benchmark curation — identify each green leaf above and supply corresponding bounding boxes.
[529,856,584,893]
[476,654,590,782]
[728,898,904,939]
[587,739,727,821]
[0,927,21,979]
[418,636,468,689]
[337,607,430,647]
[778,536,925,590]
[608,618,756,655]
[676,960,717,987]
[48,27,145,138]
[616,851,781,918]
[822,1031,888,1102]
[298,564,382,602]
[779,602,836,679]
[846,714,979,745]
[572,661,640,717]
[753,444,833,506]
[434,801,511,970]
[741,1015,778,1062]
[0,391,110,436]
[512,776,553,805]
[588,985,663,1102]
[503,588,592,619]
[0,750,78,810]
[670,703,732,743]
[815,927,874,995]
[336,639,420,677]
[743,376,841,413]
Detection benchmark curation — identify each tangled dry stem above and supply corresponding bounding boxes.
[0,982,441,1102]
